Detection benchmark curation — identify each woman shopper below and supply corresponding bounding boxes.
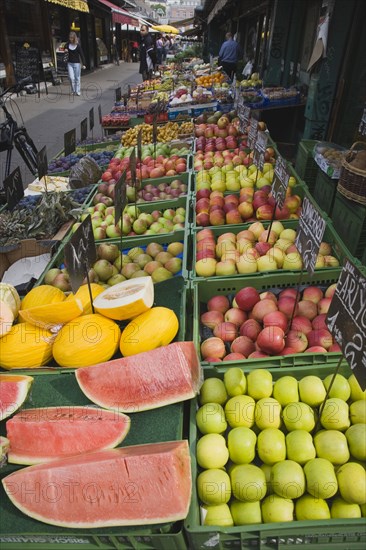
[65,31,86,96]
[139,25,156,81]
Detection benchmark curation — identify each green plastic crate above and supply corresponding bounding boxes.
[331,192,366,260]
[295,140,319,192]
[191,270,343,370]
[313,170,338,217]
[185,362,366,550]
[191,218,356,283]
[0,371,188,550]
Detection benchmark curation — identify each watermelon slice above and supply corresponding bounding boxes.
[76,341,202,412]
[2,440,191,527]
[0,374,33,421]
[6,406,131,465]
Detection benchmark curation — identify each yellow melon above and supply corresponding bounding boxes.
[120,306,179,357]
[21,285,65,310]
[0,323,54,370]
[53,314,121,368]
[93,277,154,321]
[66,284,104,315]
[0,300,14,338]
[19,298,83,330]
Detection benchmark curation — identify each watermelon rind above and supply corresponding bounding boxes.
[6,406,131,465]
[2,440,192,528]
[0,374,34,421]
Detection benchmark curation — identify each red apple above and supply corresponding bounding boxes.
[312,314,328,331]
[201,337,226,359]
[207,295,231,314]
[307,329,333,350]
[278,297,299,319]
[213,321,238,342]
[279,288,299,300]
[291,315,312,334]
[318,297,332,314]
[251,299,278,323]
[201,311,224,329]
[223,353,246,361]
[239,319,262,341]
[305,346,328,353]
[297,300,318,320]
[329,343,341,352]
[257,326,286,355]
[248,351,269,358]
[263,311,288,332]
[230,335,256,357]
[285,330,308,353]
[302,286,324,304]
[235,287,260,312]
[225,308,247,326]
[259,291,277,303]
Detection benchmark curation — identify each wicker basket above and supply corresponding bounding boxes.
[337,141,366,205]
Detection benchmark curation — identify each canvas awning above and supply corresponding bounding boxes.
[97,0,139,26]
[45,0,89,12]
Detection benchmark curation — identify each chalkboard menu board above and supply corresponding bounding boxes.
[295,196,326,276]
[15,43,41,82]
[326,260,366,390]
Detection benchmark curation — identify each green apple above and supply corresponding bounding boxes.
[348,374,366,401]
[196,433,229,469]
[202,503,234,526]
[247,369,273,400]
[255,397,282,430]
[261,494,294,523]
[199,378,228,405]
[330,497,361,519]
[197,468,231,505]
[299,375,326,407]
[346,424,366,460]
[260,463,273,495]
[285,430,316,464]
[271,460,305,499]
[224,395,255,428]
[303,458,338,499]
[295,494,330,520]
[257,428,286,465]
[230,499,262,525]
[224,367,247,396]
[361,503,366,517]
[273,376,299,406]
[282,402,315,432]
[230,464,266,502]
[323,373,351,401]
[313,430,350,465]
[350,400,366,424]
[227,427,256,464]
[196,403,227,434]
[320,398,350,431]
[337,462,366,504]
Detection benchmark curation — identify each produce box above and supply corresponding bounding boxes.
[313,169,338,217]
[313,142,347,179]
[74,140,120,153]
[0,371,188,550]
[295,140,319,192]
[135,171,192,201]
[191,271,343,370]
[185,362,366,550]
[191,102,218,118]
[331,192,366,260]
[168,105,193,121]
[190,218,355,282]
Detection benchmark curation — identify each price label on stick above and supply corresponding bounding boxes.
[98,104,102,125]
[295,196,326,276]
[80,118,88,142]
[253,130,268,171]
[271,155,290,209]
[64,215,96,293]
[326,260,366,390]
[115,86,122,103]
[114,170,127,225]
[130,148,137,185]
[89,107,94,131]
[4,167,24,210]
[64,129,76,157]
[238,101,250,134]
[247,118,258,149]
[37,146,48,183]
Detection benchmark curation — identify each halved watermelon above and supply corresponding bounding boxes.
[2,440,191,527]
[0,374,33,421]
[6,406,131,465]
[76,341,202,412]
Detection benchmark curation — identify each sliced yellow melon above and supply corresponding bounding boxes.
[0,283,21,318]
[19,298,83,330]
[66,283,104,315]
[93,277,154,321]
[0,300,14,338]
[21,285,65,310]
[0,323,54,370]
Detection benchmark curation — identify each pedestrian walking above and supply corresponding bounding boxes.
[64,31,86,96]
[218,32,241,81]
[139,25,156,81]
[112,34,119,65]
[156,34,164,65]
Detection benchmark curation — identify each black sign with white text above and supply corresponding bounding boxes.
[271,155,290,209]
[247,118,258,149]
[80,118,88,142]
[115,87,122,103]
[4,167,24,210]
[37,146,48,182]
[64,129,76,157]
[89,107,94,131]
[238,99,250,135]
[98,104,102,125]
[252,131,268,171]
[295,196,326,276]
[64,216,96,293]
[326,260,366,389]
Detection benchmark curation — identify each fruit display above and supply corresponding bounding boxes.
[121,122,182,146]
[101,154,188,185]
[114,141,191,161]
[48,151,114,173]
[101,114,130,127]
[195,72,226,86]
[193,367,366,527]
[0,373,33,421]
[169,86,193,105]
[198,283,340,362]
[240,73,263,88]
[194,224,340,278]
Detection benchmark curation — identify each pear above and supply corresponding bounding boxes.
[313,430,350,465]
[286,430,316,464]
[296,494,330,520]
[336,462,366,504]
[304,458,338,499]
[257,428,286,465]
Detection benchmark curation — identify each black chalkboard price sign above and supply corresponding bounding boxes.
[115,86,122,103]
[89,107,94,131]
[114,170,127,225]
[252,131,268,171]
[295,196,326,276]
[64,215,97,293]
[238,100,250,135]
[326,260,366,390]
[64,129,76,157]
[271,155,290,209]
[80,118,88,142]
[37,146,48,183]
[15,43,40,83]
[98,104,102,125]
[3,167,24,211]
[247,118,258,149]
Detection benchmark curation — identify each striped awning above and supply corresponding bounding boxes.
[97,0,139,26]
[45,0,89,12]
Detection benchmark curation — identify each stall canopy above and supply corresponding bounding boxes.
[45,0,89,11]
[97,0,139,26]
[152,24,179,35]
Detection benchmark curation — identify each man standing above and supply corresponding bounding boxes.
[218,32,241,81]
[139,25,156,81]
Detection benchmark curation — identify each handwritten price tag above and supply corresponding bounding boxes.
[295,196,326,276]
[271,155,290,209]
[247,118,258,149]
[3,167,24,210]
[252,131,268,171]
[238,100,250,134]
[64,215,96,293]
[326,260,366,389]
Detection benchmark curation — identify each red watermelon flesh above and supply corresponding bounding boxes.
[2,440,191,528]
[6,406,131,465]
[0,374,33,422]
[75,341,202,413]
